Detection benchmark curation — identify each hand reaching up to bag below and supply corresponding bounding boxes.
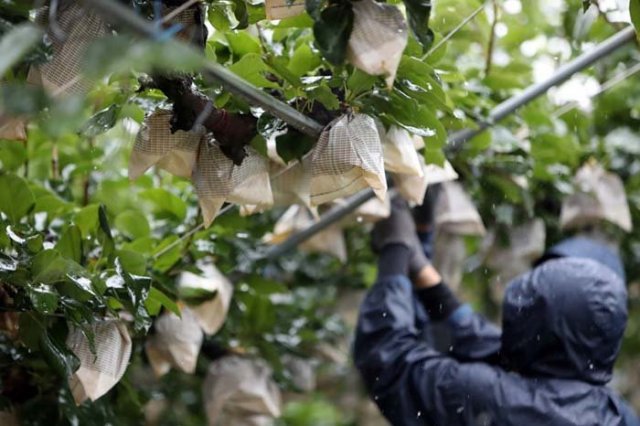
[372,195,439,283]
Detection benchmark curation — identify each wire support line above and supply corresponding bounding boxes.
[423,4,485,60]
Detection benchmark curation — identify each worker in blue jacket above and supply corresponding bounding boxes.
[353,196,640,426]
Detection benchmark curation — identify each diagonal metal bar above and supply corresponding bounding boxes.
[269,26,636,257]
[82,0,325,137]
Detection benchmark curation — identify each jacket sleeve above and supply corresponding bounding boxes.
[354,274,483,426]
[443,304,502,363]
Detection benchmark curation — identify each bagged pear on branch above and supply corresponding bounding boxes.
[335,193,391,226]
[129,109,204,180]
[393,157,458,205]
[347,0,408,88]
[484,219,546,272]
[434,181,485,236]
[145,307,203,377]
[270,155,313,208]
[432,231,467,292]
[29,2,109,95]
[282,355,316,393]
[194,141,273,226]
[66,320,132,404]
[0,116,27,141]
[310,114,386,206]
[381,126,423,176]
[178,260,233,336]
[203,356,282,426]
[264,205,347,262]
[560,162,632,232]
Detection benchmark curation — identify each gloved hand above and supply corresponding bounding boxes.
[372,196,430,277]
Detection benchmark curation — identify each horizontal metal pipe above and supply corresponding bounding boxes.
[263,188,377,260]
[82,0,325,137]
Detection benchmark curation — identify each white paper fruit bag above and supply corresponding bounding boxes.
[194,142,273,226]
[145,308,203,376]
[560,162,632,232]
[347,0,408,88]
[66,320,132,404]
[310,114,386,206]
[129,109,204,180]
[178,260,233,336]
[203,356,282,426]
[434,181,485,236]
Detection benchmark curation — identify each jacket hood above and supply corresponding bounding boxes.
[501,257,628,384]
[535,236,625,281]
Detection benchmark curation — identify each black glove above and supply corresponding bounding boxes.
[372,196,430,277]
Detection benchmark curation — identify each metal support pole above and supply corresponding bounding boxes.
[270,26,636,256]
[82,0,325,137]
[447,26,636,151]
[263,188,379,260]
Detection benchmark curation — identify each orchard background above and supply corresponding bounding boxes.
[1,0,640,424]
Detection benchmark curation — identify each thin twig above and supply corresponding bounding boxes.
[422,4,485,60]
[161,0,201,23]
[485,0,499,76]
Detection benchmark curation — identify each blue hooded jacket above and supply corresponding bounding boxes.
[354,241,639,425]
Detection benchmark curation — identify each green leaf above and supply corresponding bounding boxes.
[0,23,42,76]
[306,84,340,110]
[288,43,321,77]
[312,2,354,65]
[74,204,100,237]
[145,287,180,317]
[228,53,279,88]
[31,250,85,285]
[396,56,449,111]
[276,129,316,162]
[179,286,218,305]
[152,236,183,273]
[0,141,27,171]
[39,328,80,378]
[0,173,34,223]
[226,31,261,56]
[140,188,187,222]
[28,284,59,314]
[209,1,240,31]
[424,146,446,166]
[116,250,146,276]
[115,210,150,240]
[347,69,378,99]
[97,205,115,261]
[403,0,434,51]
[57,225,83,264]
[81,104,120,138]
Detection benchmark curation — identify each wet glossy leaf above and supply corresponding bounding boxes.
[28,284,59,314]
[0,173,34,223]
[39,328,80,378]
[81,105,120,138]
[57,225,83,264]
[115,210,150,240]
[145,287,180,317]
[312,2,353,65]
